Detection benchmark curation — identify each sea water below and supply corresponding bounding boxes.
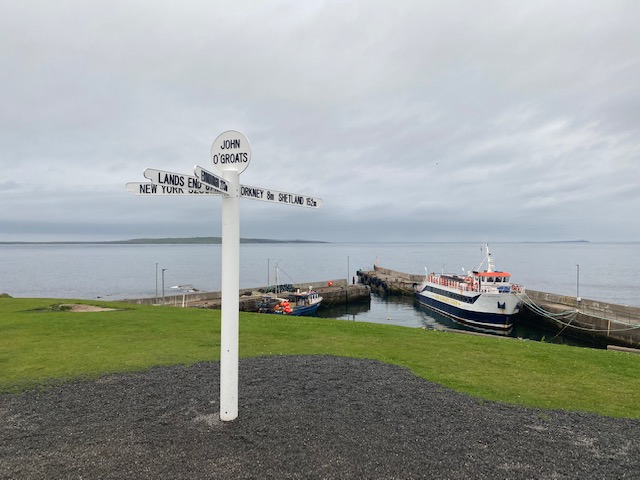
[2,242,638,305]
[1,242,638,345]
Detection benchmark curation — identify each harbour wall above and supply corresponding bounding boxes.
[358,267,640,349]
[122,279,370,311]
[522,290,640,349]
[357,267,422,295]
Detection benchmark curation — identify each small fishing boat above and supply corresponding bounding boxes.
[257,288,323,316]
[257,263,323,316]
[413,244,524,330]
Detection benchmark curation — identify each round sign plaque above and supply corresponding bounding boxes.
[211,130,251,175]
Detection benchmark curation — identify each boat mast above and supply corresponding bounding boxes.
[274,262,280,296]
[486,244,495,273]
[476,243,495,273]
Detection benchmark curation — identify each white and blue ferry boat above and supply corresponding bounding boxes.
[413,244,524,330]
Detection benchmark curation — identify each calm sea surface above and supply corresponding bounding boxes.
[1,242,638,345]
[2,242,638,305]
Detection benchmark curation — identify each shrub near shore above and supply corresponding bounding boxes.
[1,297,639,418]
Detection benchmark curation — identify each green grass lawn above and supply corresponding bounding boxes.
[1,297,639,418]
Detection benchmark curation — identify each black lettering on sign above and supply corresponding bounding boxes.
[213,152,248,165]
[219,152,248,164]
[240,186,263,199]
[161,185,184,194]
[140,184,157,194]
[200,170,229,192]
[277,193,303,205]
[220,139,241,149]
[160,173,185,187]
[187,177,203,189]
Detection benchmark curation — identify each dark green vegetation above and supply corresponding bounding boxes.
[0,237,327,245]
[1,298,639,418]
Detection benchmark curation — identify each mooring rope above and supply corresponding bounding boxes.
[518,293,640,333]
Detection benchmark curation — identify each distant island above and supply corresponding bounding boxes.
[521,240,590,244]
[0,237,329,245]
[111,237,329,245]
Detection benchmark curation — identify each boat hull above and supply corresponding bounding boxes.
[257,295,322,317]
[414,288,520,330]
[287,303,321,316]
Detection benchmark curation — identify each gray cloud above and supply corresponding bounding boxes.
[1,0,639,242]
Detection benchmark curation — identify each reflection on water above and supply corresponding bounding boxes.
[317,291,600,348]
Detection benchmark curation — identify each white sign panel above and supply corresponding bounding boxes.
[145,168,227,195]
[194,165,231,194]
[126,182,219,195]
[239,184,323,208]
[211,130,251,175]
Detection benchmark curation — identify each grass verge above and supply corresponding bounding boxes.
[1,297,639,418]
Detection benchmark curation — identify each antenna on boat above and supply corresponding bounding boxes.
[486,244,495,273]
[477,243,492,272]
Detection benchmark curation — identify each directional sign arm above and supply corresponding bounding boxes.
[238,183,323,208]
[143,168,221,194]
[125,182,220,195]
[194,165,230,195]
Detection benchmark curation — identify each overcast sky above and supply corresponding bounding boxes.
[1,0,639,243]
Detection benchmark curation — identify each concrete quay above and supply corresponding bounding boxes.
[122,279,370,311]
[521,290,640,349]
[358,266,640,349]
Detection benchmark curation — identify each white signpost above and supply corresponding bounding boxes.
[126,130,321,422]
[211,131,249,422]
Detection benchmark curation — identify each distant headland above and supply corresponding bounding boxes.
[0,237,329,245]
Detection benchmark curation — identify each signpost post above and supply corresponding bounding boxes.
[126,130,321,422]
[210,130,251,422]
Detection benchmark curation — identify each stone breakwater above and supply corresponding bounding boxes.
[122,279,370,311]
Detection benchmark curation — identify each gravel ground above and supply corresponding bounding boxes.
[1,356,638,479]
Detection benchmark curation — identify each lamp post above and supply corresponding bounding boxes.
[155,263,158,304]
[346,255,350,307]
[162,268,167,305]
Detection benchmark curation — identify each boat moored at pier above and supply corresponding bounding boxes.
[257,288,323,316]
[413,244,524,330]
[256,264,323,316]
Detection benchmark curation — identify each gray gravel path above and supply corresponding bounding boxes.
[1,356,638,479]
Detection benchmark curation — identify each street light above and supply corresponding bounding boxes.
[346,255,350,307]
[162,268,168,305]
